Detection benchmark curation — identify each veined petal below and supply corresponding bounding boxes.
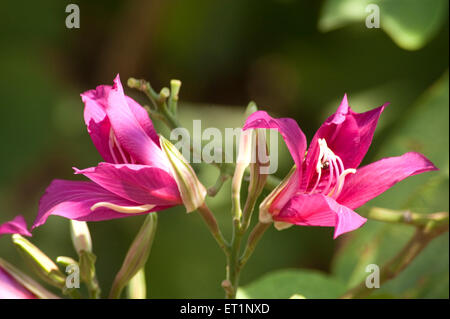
[81,76,160,164]
[106,75,169,169]
[337,152,438,210]
[125,95,159,146]
[81,85,115,162]
[74,163,181,206]
[0,266,37,299]
[302,95,387,187]
[276,193,367,238]
[0,215,31,237]
[34,180,169,229]
[243,110,307,169]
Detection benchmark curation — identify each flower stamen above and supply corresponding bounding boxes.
[90,202,155,214]
[308,138,355,198]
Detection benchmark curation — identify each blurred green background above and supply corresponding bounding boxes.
[0,0,448,298]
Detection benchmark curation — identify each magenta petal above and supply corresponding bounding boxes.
[302,96,387,186]
[81,85,115,163]
[34,180,159,229]
[0,267,37,299]
[270,169,302,215]
[81,76,160,164]
[337,152,438,210]
[0,215,31,237]
[74,163,181,206]
[276,193,367,238]
[243,110,307,168]
[106,75,169,169]
[125,95,160,146]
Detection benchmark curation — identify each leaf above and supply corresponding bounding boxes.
[319,0,449,50]
[237,269,347,299]
[332,72,449,298]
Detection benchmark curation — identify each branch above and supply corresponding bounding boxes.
[341,213,449,299]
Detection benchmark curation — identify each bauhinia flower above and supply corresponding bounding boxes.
[33,75,204,229]
[243,95,438,238]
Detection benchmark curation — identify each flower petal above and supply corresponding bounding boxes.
[0,267,37,299]
[81,76,160,164]
[276,193,367,238]
[74,163,181,206]
[34,180,169,229]
[243,110,307,168]
[302,95,387,188]
[106,75,169,169]
[337,152,438,210]
[81,85,115,162]
[0,215,31,237]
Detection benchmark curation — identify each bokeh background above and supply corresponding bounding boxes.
[0,0,448,298]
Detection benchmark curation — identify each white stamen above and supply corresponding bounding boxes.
[331,168,356,198]
[91,202,155,214]
[308,138,356,198]
[109,129,120,164]
[322,156,334,195]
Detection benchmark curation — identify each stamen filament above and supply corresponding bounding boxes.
[332,168,356,198]
[308,138,356,198]
[113,133,129,164]
[109,129,120,164]
[91,202,155,214]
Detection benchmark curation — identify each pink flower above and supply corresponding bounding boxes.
[0,215,31,237]
[33,75,182,229]
[0,266,37,299]
[243,95,437,238]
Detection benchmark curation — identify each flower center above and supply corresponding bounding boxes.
[308,138,355,198]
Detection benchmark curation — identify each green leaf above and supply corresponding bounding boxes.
[319,0,449,50]
[237,269,347,299]
[332,72,449,298]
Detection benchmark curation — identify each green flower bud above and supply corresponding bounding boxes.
[70,220,92,254]
[109,213,157,299]
[127,268,146,299]
[12,234,66,289]
[248,129,269,199]
[160,135,207,213]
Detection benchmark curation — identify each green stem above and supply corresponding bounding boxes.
[207,174,229,197]
[87,277,101,299]
[366,207,449,227]
[225,223,243,299]
[239,221,271,269]
[197,203,230,256]
[240,185,262,234]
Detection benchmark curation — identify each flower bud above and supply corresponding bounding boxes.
[109,213,157,299]
[70,220,92,254]
[127,268,146,299]
[248,129,269,199]
[56,256,78,267]
[0,258,59,299]
[12,234,66,289]
[244,101,258,117]
[232,130,253,191]
[160,135,207,213]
